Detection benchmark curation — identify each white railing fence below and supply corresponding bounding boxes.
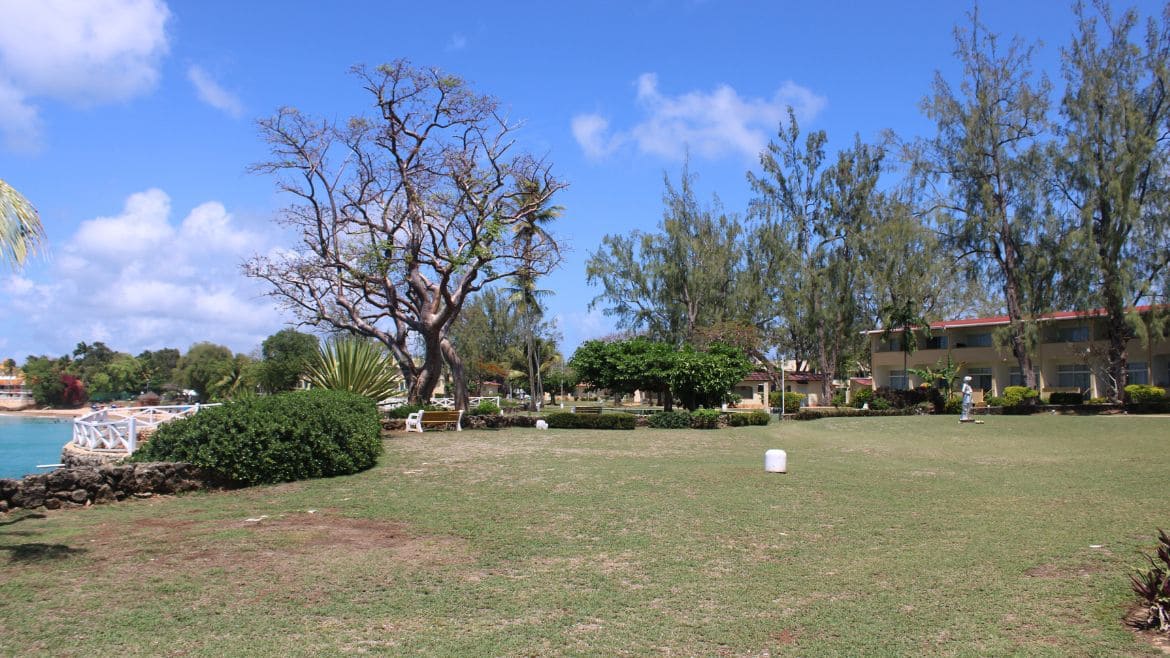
[380,396,502,411]
[72,404,219,454]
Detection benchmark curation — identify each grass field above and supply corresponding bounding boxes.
[1,415,1168,656]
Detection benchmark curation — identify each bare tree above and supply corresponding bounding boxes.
[246,62,566,408]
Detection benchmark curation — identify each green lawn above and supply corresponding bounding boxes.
[1,416,1167,656]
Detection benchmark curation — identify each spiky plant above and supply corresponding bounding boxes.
[1130,528,1170,632]
[306,338,403,403]
[0,178,45,268]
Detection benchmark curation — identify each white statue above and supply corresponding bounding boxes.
[960,375,973,422]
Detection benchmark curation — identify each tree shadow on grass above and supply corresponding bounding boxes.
[0,512,46,526]
[1,512,86,563]
[1,542,87,563]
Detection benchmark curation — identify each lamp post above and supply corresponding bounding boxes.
[779,354,786,422]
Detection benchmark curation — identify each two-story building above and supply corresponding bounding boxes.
[0,373,35,410]
[867,308,1170,398]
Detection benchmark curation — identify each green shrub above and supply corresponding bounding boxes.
[470,400,501,416]
[791,408,912,420]
[1128,528,1170,632]
[943,394,962,414]
[1125,384,1167,405]
[830,391,847,407]
[648,410,692,429]
[985,395,1006,407]
[1002,386,1039,407]
[852,388,875,408]
[869,396,893,411]
[726,412,750,427]
[1047,391,1083,405]
[691,408,721,429]
[545,412,635,430]
[747,410,771,426]
[1088,396,1111,405]
[769,390,806,413]
[134,390,382,486]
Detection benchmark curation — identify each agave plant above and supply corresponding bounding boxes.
[306,337,403,402]
[1130,528,1170,632]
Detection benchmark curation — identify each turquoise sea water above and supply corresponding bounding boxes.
[0,415,71,479]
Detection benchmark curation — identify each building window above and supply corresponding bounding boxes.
[966,367,993,392]
[963,333,992,348]
[925,335,947,349]
[1052,326,1090,342]
[889,369,907,389]
[1008,367,1040,387]
[1127,362,1148,385]
[881,336,903,352]
[1056,364,1091,392]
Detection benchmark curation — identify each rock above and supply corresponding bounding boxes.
[93,484,115,504]
[0,500,8,513]
[42,497,61,510]
[133,492,153,499]
[69,489,89,503]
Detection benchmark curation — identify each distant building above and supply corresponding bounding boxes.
[867,307,1170,398]
[0,374,35,410]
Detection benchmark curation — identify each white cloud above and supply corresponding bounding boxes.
[3,189,285,356]
[187,65,244,118]
[573,73,827,162]
[0,0,170,149]
[446,33,467,52]
[0,80,39,152]
[571,114,622,160]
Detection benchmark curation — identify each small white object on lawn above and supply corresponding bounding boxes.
[536,419,549,430]
[765,449,787,473]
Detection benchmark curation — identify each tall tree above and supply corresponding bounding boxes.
[259,328,319,393]
[247,61,566,409]
[448,288,524,394]
[176,342,234,402]
[587,162,744,346]
[918,11,1060,389]
[508,178,563,410]
[1055,1,1170,400]
[867,187,956,388]
[749,112,884,402]
[0,178,44,268]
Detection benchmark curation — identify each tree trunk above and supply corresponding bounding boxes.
[408,336,444,405]
[440,337,470,410]
[662,388,674,412]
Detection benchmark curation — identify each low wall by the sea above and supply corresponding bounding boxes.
[0,461,219,513]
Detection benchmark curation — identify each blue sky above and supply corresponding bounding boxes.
[0,0,1151,361]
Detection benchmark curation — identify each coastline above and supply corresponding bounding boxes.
[0,407,88,419]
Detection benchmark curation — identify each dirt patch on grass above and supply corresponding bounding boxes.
[1023,562,1105,579]
[77,509,474,578]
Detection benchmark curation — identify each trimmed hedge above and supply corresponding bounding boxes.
[1047,391,1084,405]
[791,408,914,421]
[648,410,692,429]
[691,408,721,429]
[1002,386,1038,407]
[1125,384,1167,405]
[728,410,771,426]
[545,411,636,430]
[134,389,382,486]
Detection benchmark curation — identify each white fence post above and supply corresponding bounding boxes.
[127,417,137,453]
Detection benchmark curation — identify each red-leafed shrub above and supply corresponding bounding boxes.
[60,374,87,407]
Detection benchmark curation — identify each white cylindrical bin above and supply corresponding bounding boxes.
[764,449,787,473]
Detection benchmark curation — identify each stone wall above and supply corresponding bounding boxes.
[0,462,219,513]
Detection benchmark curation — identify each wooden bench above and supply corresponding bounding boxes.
[404,409,463,432]
[571,406,602,415]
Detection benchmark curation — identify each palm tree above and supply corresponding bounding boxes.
[0,178,45,268]
[508,178,563,411]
